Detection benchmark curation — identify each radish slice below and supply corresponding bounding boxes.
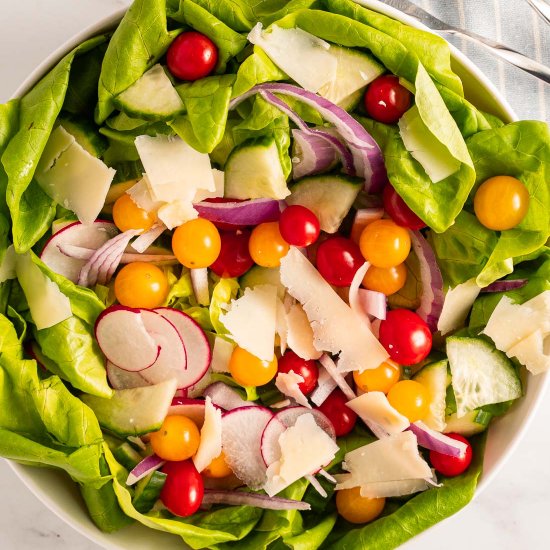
[319,354,356,401]
[169,397,207,428]
[221,406,274,489]
[274,406,336,440]
[154,308,212,389]
[201,489,310,511]
[260,416,286,467]
[193,397,223,473]
[126,454,165,486]
[203,382,256,411]
[107,361,149,389]
[95,306,160,371]
[40,221,118,283]
[309,366,338,407]
[408,421,468,458]
[191,268,210,306]
[131,223,166,253]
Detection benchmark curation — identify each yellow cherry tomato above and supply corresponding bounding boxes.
[336,487,385,524]
[359,219,411,268]
[229,346,278,387]
[474,175,530,231]
[172,218,221,268]
[114,262,169,309]
[112,193,156,232]
[362,263,407,296]
[387,380,429,423]
[150,415,201,462]
[248,222,290,268]
[353,361,402,394]
[203,451,233,478]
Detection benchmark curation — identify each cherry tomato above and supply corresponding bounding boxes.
[359,219,411,268]
[382,184,426,230]
[387,380,429,422]
[210,229,254,278]
[112,194,156,233]
[336,487,385,524]
[203,451,233,479]
[114,262,169,309]
[430,433,473,477]
[248,222,290,268]
[362,263,407,296]
[278,351,319,395]
[279,205,321,247]
[316,389,357,437]
[161,460,204,517]
[364,75,412,124]
[166,31,218,81]
[316,237,364,287]
[353,361,401,394]
[473,175,529,231]
[150,415,201,462]
[379,309,432,365]
[172,218,221,269]
[229,346,278,387]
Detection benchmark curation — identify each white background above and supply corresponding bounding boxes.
[0,1,549,549]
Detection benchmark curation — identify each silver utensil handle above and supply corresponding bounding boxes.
[444,29,550,84]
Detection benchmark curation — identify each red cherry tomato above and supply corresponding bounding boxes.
[379,309,432,366]
[278,351,319,395]
[316,237,364,287]
[210,229,254,278]
[383,184,426,230]
[160,460,204,517]
[167,31,218,81]
[317,389,357,437]
[429,434,473,477]
[364,75,412,124]
[279,205,321,247]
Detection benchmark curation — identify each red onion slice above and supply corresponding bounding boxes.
[350,208,384,243]
[481,279,528,293]
[349,262,385,325]
[305,474,328,498]
[201,489,310,511]
[194,198,281,227]
[408,421,467,458]
[126,454,166,486]
[319,354,356,401]
[291,129,339,179]
[410,231,444,332]
[58,243,177,264]
[132,223,166,253]
[309,366,338,407]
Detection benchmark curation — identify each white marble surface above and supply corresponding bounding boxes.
[0,1,549,549]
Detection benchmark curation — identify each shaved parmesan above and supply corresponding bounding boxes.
[438,278,481,335]
[0,245,16,283]
[264,414,339,496]
[356,478,435,499]
[275,371,311,409]
[194,169,225,203]
[335,432,432,496]
[35,126,115,224]
[346,392,409,438]
[280,248,389,371]
[248,24,337,94]
[275,298,288,354]
[309,366,338,406]
[157,200,198,230]
[507,330,550,375]
[127,177,163,214]
[211,337,234,373]
[193,397,223,472]
[220,284,278,361]
[286,303,322,360]
[15,252,72,330]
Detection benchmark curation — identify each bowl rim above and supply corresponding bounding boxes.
[7,1,548,549]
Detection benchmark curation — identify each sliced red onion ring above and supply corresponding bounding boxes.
[131,223,166,253]
[481,279,528,293]
[194,198,281,227]
[203,382,258,411]
[230,84,387,192]
[318,469,337,483]
[319,354,356,401]
[349,263,381,326]
[350,208,384,243]
[408,421,467,458]
[191,268,210,306]
[201,490,311,511]
[291,129,339,179]
[126,454,166,486]
[58,243,177,264]
[309,366,338,407]
[409,231,444,332]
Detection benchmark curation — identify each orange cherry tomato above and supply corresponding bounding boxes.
[359,219,411,268]
[248,222,290,268]
[387,380,430,423]
[114,262,169,309]
[353,361,402,394]
[112,193,156,232]
[202,451,233,478]
[362,263,407,296]
[172,218,221,268]
[336,487,385,524]
[229,346,278,387]
[150,415,201,462]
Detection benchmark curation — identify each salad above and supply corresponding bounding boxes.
[0,0,549,548]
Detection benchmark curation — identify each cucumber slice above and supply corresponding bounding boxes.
[413,360,448,431]
[81,379,177,437]
[240,266,284,298]
[224,136,290,200]
[444,410,491,437]
[286,175,362,233]
[132,470,167,513]
[114,64,185,121]
[447,337,522,418]
[57,117,107,158]
[112,442,143,471]
[318,46,385,107]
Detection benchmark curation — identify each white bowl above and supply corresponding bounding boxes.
[8,1,549,548]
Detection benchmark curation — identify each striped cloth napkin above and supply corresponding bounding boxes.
[411,0,549,122]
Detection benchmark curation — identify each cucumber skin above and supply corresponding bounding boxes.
[132,471,167,513]
[58,117,107,158]
[112,443,143,471]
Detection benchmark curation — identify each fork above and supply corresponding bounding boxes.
[379,0,550,84]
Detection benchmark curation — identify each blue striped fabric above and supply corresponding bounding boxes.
[413,0,550,122]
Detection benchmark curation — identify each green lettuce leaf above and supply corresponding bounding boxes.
[210,277,240,335]
[285,513,337,550]
[172,0,255,31]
